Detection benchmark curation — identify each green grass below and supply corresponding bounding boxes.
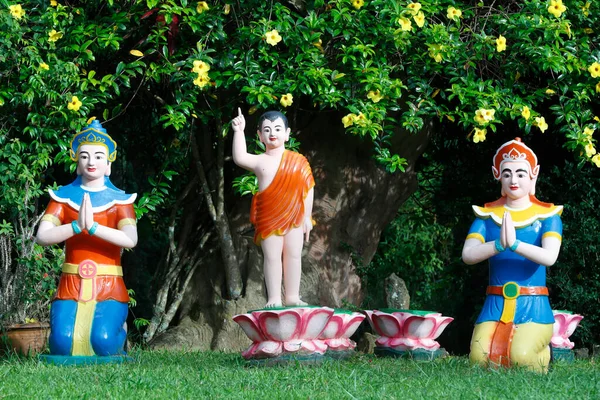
[0,351,598,399]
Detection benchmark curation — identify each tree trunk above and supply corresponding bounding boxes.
[149,111,433,351]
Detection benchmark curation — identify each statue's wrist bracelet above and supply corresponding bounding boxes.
[71,220,82,235]
[494,239,505,253]
[88,222,99,236]
[510,239,521,252]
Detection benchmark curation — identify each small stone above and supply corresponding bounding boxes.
[574,348,589,359]
[357,332,377,354]
[384,273,410,310]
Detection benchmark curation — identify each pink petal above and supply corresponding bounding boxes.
[257,310,302,341]
[301,307,335,339]
[372,314,402,337]
[403,315,436,339]
[233,314,266,342]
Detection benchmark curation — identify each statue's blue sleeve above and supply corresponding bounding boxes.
[466,218,486,243]
[541,214,562,241]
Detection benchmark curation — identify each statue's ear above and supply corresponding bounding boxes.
[530,166,539,195]
[492,166,499,180]
[105,162,112,177]
[285,127,291,142]
[76,162,82,176]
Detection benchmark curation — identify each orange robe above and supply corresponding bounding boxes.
[42,200,134,302]
[250,150,315,244]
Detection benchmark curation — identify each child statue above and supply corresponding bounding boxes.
[232,108,315,308]
[36,118,137,361]
[462,138,562,373]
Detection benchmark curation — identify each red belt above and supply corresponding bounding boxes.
[486,285,548,296]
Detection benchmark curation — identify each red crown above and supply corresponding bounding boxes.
[492,138,539,180]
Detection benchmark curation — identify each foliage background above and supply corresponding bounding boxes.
[1,0,599,351]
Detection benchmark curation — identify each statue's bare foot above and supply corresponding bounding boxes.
[265,300,282,308]
[285,298,308,307]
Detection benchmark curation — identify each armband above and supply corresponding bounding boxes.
[71,221,82,235]
[494,239,505,253]
[88,222,99,236]
[509,240,521,252]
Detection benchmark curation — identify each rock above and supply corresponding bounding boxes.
[574,347,589,359]
[357,332,377,354]
[384,274,410,310]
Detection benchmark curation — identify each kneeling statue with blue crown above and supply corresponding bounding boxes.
[36,118,137,365]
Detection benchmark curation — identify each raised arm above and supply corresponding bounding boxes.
[36,220,78,246]
[83,194,137,248]
[462,238,499,265]
[231,107,259,171]
[503,211,561,266]
[36,196,89,246]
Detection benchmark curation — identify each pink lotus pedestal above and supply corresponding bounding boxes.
[233,306,364,365]
[364,309,453,361]
[551,310,583,362]
[318,310,365,359]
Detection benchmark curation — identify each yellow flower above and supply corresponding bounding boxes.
[196,1,209,13]
[585,142,596,158]
[584,127,595,137]
[595,116,600,122]
[428,44,443,63]
[596,82,600,93]
[582,2,590,17]
[48,29,63,42]
[584,28,594,34]
[474,108,495,125]
[39,62,50,71]
[546,88,556,95]
[280,93,293,107]
[265,29,282,46]
[496,35,507,52]
[473,128,487,143]
[355,113,367,126]
[129,49,144,57]
[50,0,58,6]
[193,74,211,88]
[67,96,82,112]
[352,0,364,9]
[192,60,210,74]
[407,2,421,15]
[367,90,383,103]
[314,38,323,52]
[592,154,600,167]
[521,106,531,120]
[224,4,231,15]
[548,0,567,18]
[535,116,548,133]
[588,62,600,78]
[398,17,412,31]
[9,4,26,20]
[413,12,425,28]
[447,6,462,21]
[342,113,357,128]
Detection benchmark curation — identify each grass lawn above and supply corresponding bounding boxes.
[0,350,598,399]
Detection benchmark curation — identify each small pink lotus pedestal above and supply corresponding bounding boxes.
[551,310,584,362]
[318,310,365,360]
[233,306,364,365]
[364,309,453,361]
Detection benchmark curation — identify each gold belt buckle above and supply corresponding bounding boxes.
[502,282,520,299]
[499,282,519,323]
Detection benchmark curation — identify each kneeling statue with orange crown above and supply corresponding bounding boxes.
[36,118,137,364]
[462,138,562,373]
